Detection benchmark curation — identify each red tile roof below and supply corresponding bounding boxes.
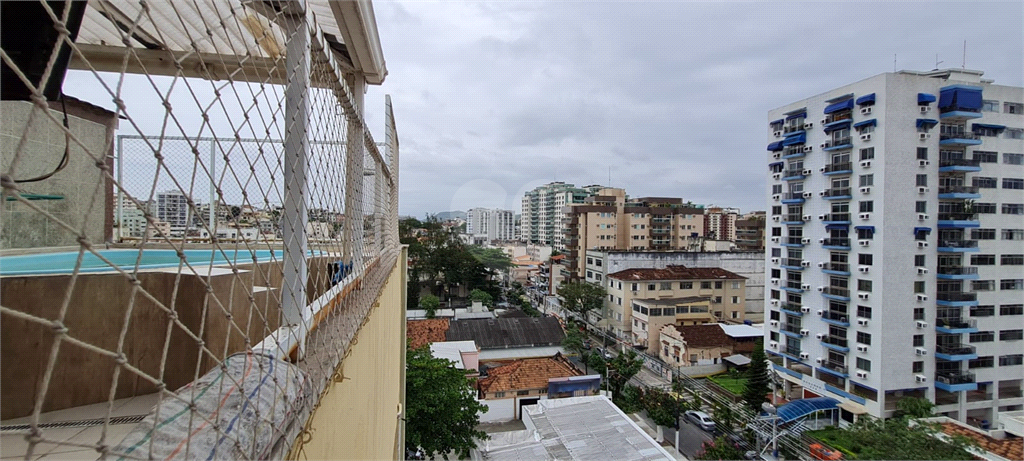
[478,354,580,394]
[407,319,450,349]
[608,265,745,281]
[671,324,732,348]
[940,422,1022,461]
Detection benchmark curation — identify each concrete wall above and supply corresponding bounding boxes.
[1,100,114,249]
[478,397,517,422]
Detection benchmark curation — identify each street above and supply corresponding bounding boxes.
[668,417,716,459]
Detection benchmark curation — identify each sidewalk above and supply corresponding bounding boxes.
[629,412,689,461]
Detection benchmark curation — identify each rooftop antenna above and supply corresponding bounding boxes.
[608,166,611,187]
[893,53,897,72]
[962,40,967,69]
[934,53,944,70]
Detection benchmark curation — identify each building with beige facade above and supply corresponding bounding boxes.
[563,188,705,279]
[603,265,747,341]
[704,206,740,242]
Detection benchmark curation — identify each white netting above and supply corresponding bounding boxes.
[0,1,397,459]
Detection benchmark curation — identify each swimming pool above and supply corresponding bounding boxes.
[0,249,322,276]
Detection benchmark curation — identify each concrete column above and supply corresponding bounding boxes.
[343,74,366,268]
[281,12,310,339]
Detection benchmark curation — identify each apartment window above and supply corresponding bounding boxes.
[732,296,739,304]
[970,305,995,317]
[731,311,739,319]
[999,355,1024,366]
[648,284,656,291]
[1001,304,1024,315]
[1003,178,1024,190]
[1001,279,1024,290]
[701,282,711,289]
[714,296,723,304]
[969,357,994,369]
[772,184,783,194]
[916,174,928,187]
[970,331,995,342]
[1001,330,1024,341]
[770,310,781,321]
[494,392,506,398]
[587,271,594,278]
[770,331,779,342]
[1005,102,1024,114]
[631,283,638,291]
[857,305,872,319]
[1002,255,1024,265]
[772,227,782,237]
[856,227,874,240]
[912,361,924,373]
[916,147,928,160]
[858,254,873,266]
[856,332,871,345]
[657,282,670,290]
[972,150,998,163]
[680,282,693,289]
[975,202,997,214]
[914,281,925,294]
[859,174,873,187]
[857,280,872,292]
[982,100,1000,112]
[770,269,781,278]
[732,281,740,289]
[973,177,998,188]
[913,335,924,347]
[975,125,1002,137]
[856,358,871,372]
[595,259,602,267]
[914,307,925,320]
[771,248,781,257]
[859,201,873,213]
[971,254,996,265]
[1007,129,1024,140]
[1004,204,1024,215]
[517,390,530,396]
[914,255,926,267]
[587,257,593,265]
[972,280,995,291]
[770,289,780,300]
[1005,153,1024,165]
[715,281,723,289]
[859,147,874,160]
[916,201,927,213]
[971,228,996,240]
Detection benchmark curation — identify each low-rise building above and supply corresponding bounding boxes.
[476,354,598,421]
[630,296,714,354]
[659,323,765,367]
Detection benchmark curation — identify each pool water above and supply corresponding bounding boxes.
[0,249,300,276]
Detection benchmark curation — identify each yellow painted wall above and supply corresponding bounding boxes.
[293,247,407,460]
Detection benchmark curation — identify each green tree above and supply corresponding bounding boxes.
[616,385,644,414]
[405,347,488,458]
[643,387,684,443]
[742,338,770,413]
[696,435,746,461]
[468,246,512,273]
[469,289,494,307]
[895,396,934,419]
[556,281,605,322]
[806,416,975,460]
[420,294,440,319]
[561,323,591,373]
[607,349,644,399]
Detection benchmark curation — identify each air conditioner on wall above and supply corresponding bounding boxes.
[802,191,813,198]
[815,357,824,364]
[917,267,929,275]
[918,186,929,193]
[859,213,871,220]
[803,146,814,153]
[858,293,870,300]
[774,130,782,137]
[915,347,928,356]
[859,186,871,194]
[773,152,782,159]
[770,299,780,306]
[773,194,781,201]
[857,318,869,326]
[799,352,810,359]
[771,278,779,285]
[920,106,929,113]
[916,320,928,328]
[817,286,825,292]
[916,375,927,383]
[918,213,929,220]
[772,173,782,180]
[860,160,872,168]
[817,309,825,316]
[920,133,931,140]
[855,370,868,379]
[857,344,869,352]
[770,236,780,243]
[818,189,826,195]
[801,260,811,267]
[821,141,832,149]
[919,160,930,167]
[858,239,870,247]
[770,320,779,327]
[772,216,780,222]
[860,134,872,141]
[800,329,810,336]
[769,341,778,349]
[861,107,873,115]
[802,168,813,176]
[800,305,811,313]
[818,214,827,220]
[801,237,811,244]
[816,333,825,340]
[818,238,826,244]
[804,122,814,129]
[771,257,780,264]
[918,241,929,248]
[820,119,827,125]
[802,215,812,221]
[817,262,826,268]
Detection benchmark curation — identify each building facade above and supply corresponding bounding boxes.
[764,68,1024,424]
[704,206,740,241]
[153,190,190,232]
[467,207,515,242]
[520,182,603,248]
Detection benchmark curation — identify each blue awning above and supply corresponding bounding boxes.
[769,161,784,168]
[785,112,806,121]
[972,123,1006,131]
[768,141,785,151]
[854,226,875,231]
[824,99,854,114]
[823,121,851,133]
[939,87,983,111]
[853,119,876,129]
[777,397,840,423]
[916,118,939,128]
[770,119,784,126]
[913,227,932,234]
[918,93,937,104]
[825,224,849,230]
[782,133,806,146]
[855,93,875,105]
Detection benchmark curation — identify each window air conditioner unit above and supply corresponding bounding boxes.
[917,267,929,274]
[817,309,825,316]
[773,194,781,201]
[801,237,811,244]
[920,133,931,140]
[861,107,873,115]
[803,146,813,153]
[915,347,928,356]
[771,278,779,285]
[772,216,780,222]
[820,119,827,126]
[818,214,827,220]
[772,173,782,180]
[770,236,780,243]
[770,299,780,306]
[855,370,868,379]
[858,266,870,273]
[860,134,872,141]
[818,238,826,244]
[915,374,927,383]
[801,284,811,292]
[821,141,832,149]
[860,160,872,168]
[858,293,870,300]
[802,214,812,221]
[818,189,826,195]
[858,239,870,247]
[800,305,811,312]
[802,191,813,198]
[815,333,827,341]
[801,260,811,267]
[859,213,871,220]
[804,122,814,129]
[817,262,826,268]
[799,352,810,359]
[802,168,813,176]
[815,356,824,364]
[920,106,929,113]
[918,213,929,220]
[857,318,869,326]
[919,160,930,167]
[918,186,929,193]
[918,241,929,248]
[769,341,778,349]
[769,320,779,327]
[859,186,871,194]
[917,294,928,301]
[800,328,810,336]
[773,152,782,159]
[817,286,825,292]
[916,320,928,329]
[774,130,782,137]
[771,257,780,264]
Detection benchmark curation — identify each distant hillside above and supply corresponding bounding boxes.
[433,210,466,221]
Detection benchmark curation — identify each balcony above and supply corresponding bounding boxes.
[938,158,982,173]
[935,343,978,361]
[822,162,853,176]
[652,217,671,224]
[820,262,850,275]
[939,105,982,120]
[782,258,805,269]
[821,310,851,326]
[782,192,805,204]
[825,112,853,125]
[822,286,850,300]
[822,187,852,199]
[938,212,979,229]
[782,213,805,224]
[939,131,982,146]
[782,169,806,181]
[783,236,805,247]
[937,291,977,306]
[937,185,981,199]
[783,345,803,360]
[781,322,803,337]
[781,303,804,317]
[820,359,848,376]
[935,317,978,334]
[783,125,804,135]
[822,238,851,249]
[821,213,851,224]
[937,239,979,252]
[784,280,805,293]
[782,146,805,159]
[824,137,853,151]
[936,265,979,280]
[821,334,850,352]
[935,370,978,392]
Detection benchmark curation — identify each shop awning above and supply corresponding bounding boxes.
[854,226,875,232]
[972,123,1006,132]
[782,133,806,146]
[913,227,932,234]
[939,86,983,111]
[855,93,875,105]
[768,141,785,151]
[770,119,784,126]
[824,99,854,114]
[786,112,807,121]
[916,118,939,128]
[853,119,876,129]
[824,121,851,133]
[918,93,937,104]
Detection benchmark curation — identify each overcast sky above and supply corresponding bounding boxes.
[359,0,1024,218]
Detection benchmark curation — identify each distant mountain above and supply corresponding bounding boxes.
[433,210,466,221]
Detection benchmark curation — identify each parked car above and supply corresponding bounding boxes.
[685,410,716,431]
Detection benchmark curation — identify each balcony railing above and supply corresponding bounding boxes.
[783,213,804,222]
[783,146,804,157]
[781,303,803,314]
[783,192,804,201]
[822,335,848,348]
[786,236,804,245]
[936,370,976,385]
[783,169,804,178]
[785,280,804,290]
[821,213,850,222]
[822,238,850,247]
[825,112,853,124]
[940,131,980,141]
[784,345,803,357]
[824,286,849,297]
[783,258,804,267]
[781,323,803,335]
[938,212,978,221]
[936,343,976,356]
[823,163,853,174]
[939,159,981,168]
[830,136,852,147]
[652,217,671,223]
[821,262,849,272]
[822,187,851,198]
[938,240,978,249]
[822,360,847,374]
[822,310,849,323]
[783,125,804,134]
[936,317,977,329]
[937,291,977,302]
[938,185,980,194]
[937,266,978,276]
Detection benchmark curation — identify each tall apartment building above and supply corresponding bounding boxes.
[520,182,603,248]
[764,68,1024,424]
[562,188,705,279]
[466,207,515,242]
[735,214,766,252]
[153,190,190,231]
[704,207,740,241]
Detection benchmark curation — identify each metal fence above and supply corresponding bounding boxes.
[1,1,398,459]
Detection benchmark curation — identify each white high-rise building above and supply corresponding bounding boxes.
[520,182,604,249]
[764,68,1023,424]
[153,190,190,231]
[466,207,515,243]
